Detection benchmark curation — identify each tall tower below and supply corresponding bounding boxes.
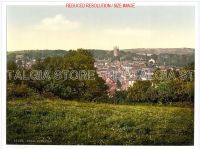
[113,46,119,57]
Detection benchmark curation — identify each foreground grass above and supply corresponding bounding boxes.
[7,98,194,145]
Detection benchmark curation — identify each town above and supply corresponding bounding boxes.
[94,46,157,95]
[9,47,194,96]
[94,46,194,95]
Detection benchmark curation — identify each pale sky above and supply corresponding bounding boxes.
[7,6,195,51]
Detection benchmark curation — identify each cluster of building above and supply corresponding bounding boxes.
[14,47,177,96]
[15,55,37,69]
[94,47,157,96]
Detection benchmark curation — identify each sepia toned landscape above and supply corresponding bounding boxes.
[6,5,194,145]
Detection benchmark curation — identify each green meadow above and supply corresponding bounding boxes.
[7,98,194,145]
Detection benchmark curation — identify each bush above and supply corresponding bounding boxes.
[126,80,194,104]
[111,91,128,104]
[90,94,109,103]
[7,83,35,99]
[127,81,152,102]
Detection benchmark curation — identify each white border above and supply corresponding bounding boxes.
[194,1,200,149]
[0,2,2,149]
[2,2,7,149]
[1,1,200,149]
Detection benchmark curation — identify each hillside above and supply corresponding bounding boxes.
[123,48,194,55]
[7,98,194,145]
[7,50,68,62]
[7,48,194,67]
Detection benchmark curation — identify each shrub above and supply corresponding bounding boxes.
[7,83,35,99]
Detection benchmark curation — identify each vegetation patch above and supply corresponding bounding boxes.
[7,98,194,145]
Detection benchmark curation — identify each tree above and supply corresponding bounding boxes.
[29,49,108,101]
[127,80,151,102]
[116,80,122,89]
[111,90,127,104]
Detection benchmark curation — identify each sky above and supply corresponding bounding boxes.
[7,5,195,51]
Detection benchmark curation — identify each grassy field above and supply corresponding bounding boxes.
[7,98,194,145]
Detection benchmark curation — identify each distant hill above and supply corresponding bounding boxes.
[7,48,194,67]
[122,48,194,55]
[7,50,68,62]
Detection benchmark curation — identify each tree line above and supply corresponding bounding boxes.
[7,49,194,104]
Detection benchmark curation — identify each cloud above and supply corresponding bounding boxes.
[7,18,194,51]
[35,14,80,31]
